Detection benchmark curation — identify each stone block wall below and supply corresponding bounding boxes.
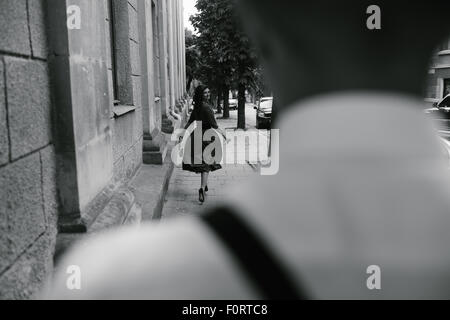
[0,0,187,299]
[0,0,58,299]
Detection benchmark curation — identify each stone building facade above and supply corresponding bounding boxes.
[425,37,450,106]
[0,0,187,299]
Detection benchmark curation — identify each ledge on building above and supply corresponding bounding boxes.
[437,50,450,56]
[113,105,137,118]
[130,145,175,221]
[433,64,450,70]
[54,184,142,264]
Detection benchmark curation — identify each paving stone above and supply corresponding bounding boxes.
[40,146,58,229]
[0,153,46,272]
[0,0,30,55]
[0,232,54,299]
[5,57,51,160]
[28,0,48,59]
[0,60,8,166]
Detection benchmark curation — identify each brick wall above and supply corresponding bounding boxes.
[0,0,58,299]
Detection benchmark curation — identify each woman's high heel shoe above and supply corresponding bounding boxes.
[205,185,208,193]
[199,188,205,203]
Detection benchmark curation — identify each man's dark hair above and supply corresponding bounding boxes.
[240,1,450,53]
[238,0,450,106]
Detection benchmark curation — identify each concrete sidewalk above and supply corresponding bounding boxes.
[161,163,256,219]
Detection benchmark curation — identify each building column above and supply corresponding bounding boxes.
[139,0,154,138]
[139,0,167,164]
[178,0,183,100]
[47,0,115,231]
[177,0,182,101]
[156,0,174,134]
[168,0,176,110]
[181,0,185,96]
[180,0,186,97]
[182,3,187,96]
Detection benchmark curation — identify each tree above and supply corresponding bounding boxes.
[190,0,260,127]
[185,29,200,93]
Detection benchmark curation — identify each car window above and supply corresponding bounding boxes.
[438,94,450,108]
[260,100,273,110]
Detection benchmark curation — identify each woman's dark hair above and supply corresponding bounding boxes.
[192,85,207,114]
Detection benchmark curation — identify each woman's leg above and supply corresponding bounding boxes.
[201,172,207,189]
[199,172,208,203]
[205,172,210,189]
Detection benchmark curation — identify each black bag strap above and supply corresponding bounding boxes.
[201,206,309,300]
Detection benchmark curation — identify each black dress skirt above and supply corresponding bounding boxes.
[182,103,223,173]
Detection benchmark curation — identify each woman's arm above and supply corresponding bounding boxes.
[207,107,219,130]
[216,127,228,140]
[184,110,196,130]
[206,109,229,140]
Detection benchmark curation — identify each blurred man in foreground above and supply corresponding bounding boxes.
[45,1,450,299]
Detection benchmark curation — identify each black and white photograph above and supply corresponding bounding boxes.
[1,0,450,309]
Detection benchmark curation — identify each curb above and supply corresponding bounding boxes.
[153,154,175,220]
[54,184,140,263]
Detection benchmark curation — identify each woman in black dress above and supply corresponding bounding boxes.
[182,86,226,203]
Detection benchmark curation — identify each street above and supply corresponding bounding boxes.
[226,102,257,129]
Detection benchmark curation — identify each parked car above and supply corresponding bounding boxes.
[258,97,273,106]
[229,98,238,110]
[425,94,450,131]
[255,97,273,129]
[425,94,450,116]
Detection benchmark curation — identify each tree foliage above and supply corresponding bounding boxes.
[185,29,200,93]
[189,0,261,127]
